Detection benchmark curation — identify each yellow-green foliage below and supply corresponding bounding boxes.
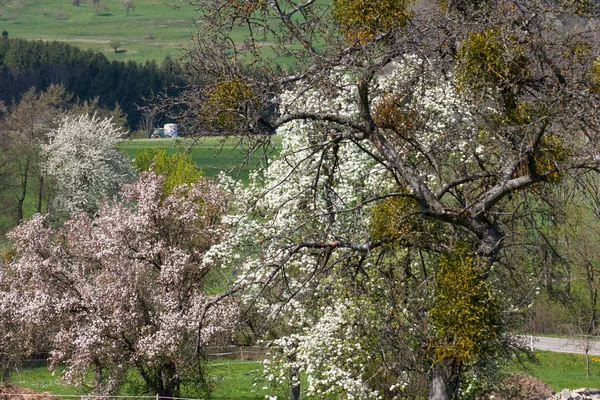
[590,57,600,92]
[562,0,598,14]
[333,0,412,42]
[230,0,266,16]
[437,0,489,12]
[373,94,418,135]
[370,196,448,248]
[536,136,570,182]
[202,78,257,130]
[566,41,592,64]
[508,100,547,125]
[515,136,570,183]
[2,247,15,263]
[133,148,201,196]
[370,196,422,245]
[430,243,500,363]
[456,28,528,96]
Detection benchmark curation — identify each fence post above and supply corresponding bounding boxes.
[530,335,534,351]
[156,393,159,400]
[240,347,244,361]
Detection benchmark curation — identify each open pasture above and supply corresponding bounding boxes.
[0,0,304,64]
[118,136,280,183]
[1,0,202,63]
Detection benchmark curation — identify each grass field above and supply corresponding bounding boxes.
[512,350,600,391]
[11,361,281,399]
[117,137,280,182]
[10,351,600,398]
[0,0,302,64]
[1,0,199,63]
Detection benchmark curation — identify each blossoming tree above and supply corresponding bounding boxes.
[183,0,600,398]
[43,113,134,217]
[4,172,236,397]
[209,59,503,398]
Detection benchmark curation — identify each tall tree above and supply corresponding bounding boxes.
[0,85,70,226]
[181,0,600,398]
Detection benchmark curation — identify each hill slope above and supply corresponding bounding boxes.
[1,0,198,63]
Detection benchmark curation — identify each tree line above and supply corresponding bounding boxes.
[0,32,183,129]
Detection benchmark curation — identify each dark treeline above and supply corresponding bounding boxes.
[0,33,183,130]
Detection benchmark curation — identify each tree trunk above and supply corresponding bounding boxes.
[16,157,30,224]
[289,366,300,400]
[289,353,300,400]
[159,363,179,398]
[0,355,12,383]
[16,197,24,225]
[37,175,44,214]
[589,287,597,335]
[429,360,461,400]
[586,350,590,378]
[16,186,26,225]
[1,367,10,384]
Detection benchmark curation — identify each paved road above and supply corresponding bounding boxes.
[527,335,600,356]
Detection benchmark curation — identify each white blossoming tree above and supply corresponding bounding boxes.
[174,0,600,398]
[4,172,236,397]
[209,60,496,399]
[43,113,134,217]
[207,34,600,400]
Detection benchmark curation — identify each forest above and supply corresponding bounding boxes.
[2,0,600,399]
[0,32,183,129]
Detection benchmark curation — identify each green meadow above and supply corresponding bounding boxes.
[512,350,600,392]
[11,351,600,398]
[11,360,280,399]
[118,137,280,182]
[1,0,202,63]
[0,0,304,64]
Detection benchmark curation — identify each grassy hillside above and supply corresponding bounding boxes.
[1,0,309,64]
[0,0,197,63]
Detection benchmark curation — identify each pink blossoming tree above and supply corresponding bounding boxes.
[3,172,236,397]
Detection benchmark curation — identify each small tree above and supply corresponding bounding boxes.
[564,324,600,378]
[0,85,70,227]
[120,0,134,16]
[108,39,121,53]
[91,0,107,16]
[43,113,134,217]
[133,147,201,195]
